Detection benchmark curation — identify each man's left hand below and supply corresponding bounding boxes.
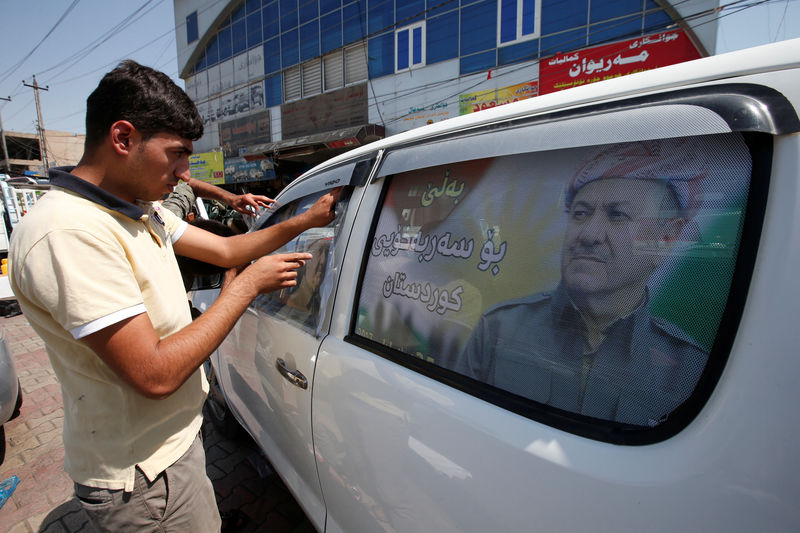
[230,193,275,216]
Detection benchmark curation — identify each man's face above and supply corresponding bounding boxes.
[128,132,193,202]
[561,178,673,300]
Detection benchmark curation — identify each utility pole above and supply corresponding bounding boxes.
[23,75,49,173]
[0,96,10,173]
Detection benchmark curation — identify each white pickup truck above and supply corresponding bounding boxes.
[206,39,800,532]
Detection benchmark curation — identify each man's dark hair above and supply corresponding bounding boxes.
[85,60,203,149]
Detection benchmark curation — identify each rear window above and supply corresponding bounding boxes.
[354,132,756,439]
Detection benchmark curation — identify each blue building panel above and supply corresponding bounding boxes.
[265,38,281,73]
[460,49,495,74]
[300,0,319,24]
[321,10,342,53]
[427,11,459,64]
[540,27,586,56]
[233,19,247,54]
[461,0,496,55]
[541,0,586,35]
[498,38,538,65]
[343,2,366,44]
[263,2,280,39]
[368,32,395,78]
[218,26,232,61]
[588,14,642,45]
[321,0,340,15]
[281,0,299,32]
[281,28,299,67]
[396,0,425,25]
[266,74,282,107]
[590,0,642,23]
[246,0,261,14]
[247,12,263,49]
[300,20,321,61]
[368,0,394,35]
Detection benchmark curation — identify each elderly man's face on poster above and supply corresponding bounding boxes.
[561,177,684,301]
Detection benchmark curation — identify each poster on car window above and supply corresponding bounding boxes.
[356,134,752,423]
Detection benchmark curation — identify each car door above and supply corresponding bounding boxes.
[214,158,372,530]
[312,78,800,531]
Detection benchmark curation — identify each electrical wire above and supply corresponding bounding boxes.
[0,0,81,85]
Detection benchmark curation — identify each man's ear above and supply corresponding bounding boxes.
[109,120,136,155]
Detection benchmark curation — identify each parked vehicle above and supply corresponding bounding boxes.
[206,39,800,532]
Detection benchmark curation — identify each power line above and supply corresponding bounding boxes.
[0,0,81,85]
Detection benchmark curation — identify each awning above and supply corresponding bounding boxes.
[240,124,385,163]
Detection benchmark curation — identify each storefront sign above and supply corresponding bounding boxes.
[224,156,277,184]
[189,151,225,185]
[539,30,701,94]
[281,83,368,139]
[219,110,271,158]
[459,81,539,115]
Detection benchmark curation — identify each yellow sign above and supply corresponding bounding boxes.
[189,151,225,185]
[459,81,539,115]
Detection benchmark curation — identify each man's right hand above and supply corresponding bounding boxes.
[301,188,342,229]
[236,252,313,296]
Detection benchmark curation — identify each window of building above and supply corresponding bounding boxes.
[498,0,541,46]
[344,43,368,85]
[284,66,301,101]
[396,22,425,71]
[303,58,323,97]
[186,11,199,44]
[323,51,344,90]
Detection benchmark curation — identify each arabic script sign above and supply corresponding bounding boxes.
[189,151,225,185]
[459,81,539,115]
[539,30,701,95]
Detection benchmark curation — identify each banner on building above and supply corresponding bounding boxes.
[281,83,368,139]
[219,110,271,158]
[459,81,539,115]
[189,151,225,185]
[224,156,277,184]
[539,29,701,94]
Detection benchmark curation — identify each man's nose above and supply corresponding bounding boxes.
[175,160,191,182]
[577,213,607,245]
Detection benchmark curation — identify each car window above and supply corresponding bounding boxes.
[354,132,759,439]
[252,186,352,336]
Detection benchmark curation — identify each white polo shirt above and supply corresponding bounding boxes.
[9,168,208,492]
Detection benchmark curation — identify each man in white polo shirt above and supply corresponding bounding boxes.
[8,60,337,532]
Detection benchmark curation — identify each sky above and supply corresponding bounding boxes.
[0,0,798,136]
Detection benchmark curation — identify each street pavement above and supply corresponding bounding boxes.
[0,313,316,533]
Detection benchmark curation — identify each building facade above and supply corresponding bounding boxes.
[174,0,719,184]
[1,129,85,177]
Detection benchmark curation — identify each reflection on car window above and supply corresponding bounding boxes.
[253,187,351,335]
[356,134,753,428]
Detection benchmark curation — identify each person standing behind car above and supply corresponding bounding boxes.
[161,177,275,222]
[8,60,338,533]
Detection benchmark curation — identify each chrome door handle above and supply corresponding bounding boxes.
[275,358,308,390]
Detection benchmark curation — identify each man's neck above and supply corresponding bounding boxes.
[70,160,136,204]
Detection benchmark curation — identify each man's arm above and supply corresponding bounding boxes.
[186,177,275,217]
[173,188,339,268]
[81,251,311,399]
